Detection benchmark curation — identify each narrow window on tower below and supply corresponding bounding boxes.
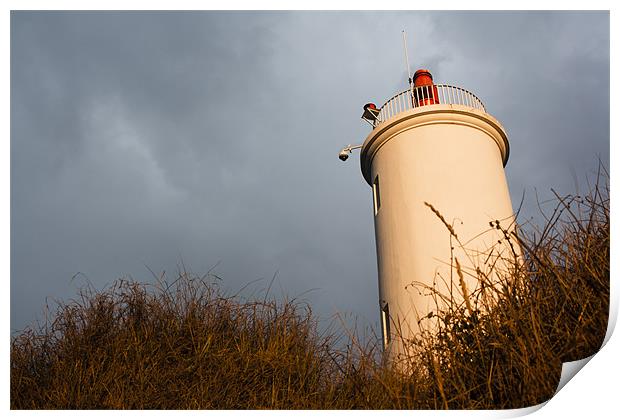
[372,175,381,216]
[381,302,391,350]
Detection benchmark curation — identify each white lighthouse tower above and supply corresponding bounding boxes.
[340,68,518,362]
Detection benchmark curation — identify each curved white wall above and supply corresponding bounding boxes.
[360,104,517,360]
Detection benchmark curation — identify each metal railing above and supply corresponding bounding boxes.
[374,84,486,127]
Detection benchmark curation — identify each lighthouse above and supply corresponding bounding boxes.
[341,69,518,362]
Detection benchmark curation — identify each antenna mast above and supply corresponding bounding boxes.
[402,30,413,91]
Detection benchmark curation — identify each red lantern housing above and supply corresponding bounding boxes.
[413,69,440,106]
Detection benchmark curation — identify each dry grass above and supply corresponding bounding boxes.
[11,173,609,409]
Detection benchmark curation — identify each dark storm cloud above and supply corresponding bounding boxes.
[11,11,609,333]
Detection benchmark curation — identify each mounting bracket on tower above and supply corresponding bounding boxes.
[338,144,362,161]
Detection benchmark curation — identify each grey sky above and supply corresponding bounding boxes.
[10,11,609,334]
